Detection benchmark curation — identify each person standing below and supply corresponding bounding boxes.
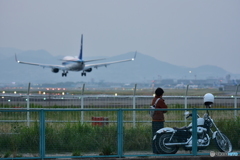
[152,87,168,154]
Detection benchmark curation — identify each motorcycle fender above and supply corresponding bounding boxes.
[153,127,175,140]
[156,127,175,134]
[212,131,218,139]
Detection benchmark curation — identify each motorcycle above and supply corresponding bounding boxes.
[153,93,232,154]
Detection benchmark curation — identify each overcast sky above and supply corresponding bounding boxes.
[1,0,240,74]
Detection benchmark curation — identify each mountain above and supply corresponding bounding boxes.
[0,47,233,84]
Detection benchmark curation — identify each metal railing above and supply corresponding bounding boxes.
[0,94,239,125]
[0,108,239,159]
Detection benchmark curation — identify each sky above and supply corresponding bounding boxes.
[1,0,240,74]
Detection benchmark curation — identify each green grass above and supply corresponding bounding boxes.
[215,117,240,150]
[1,117,239,156]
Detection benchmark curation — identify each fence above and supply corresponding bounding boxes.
[0,108,239,159]
[0,84,240,159]
[0,94,239,125]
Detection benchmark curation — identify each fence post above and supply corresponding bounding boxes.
[185,85,189,125]
[192,108,197,156]
[133,84,137,128]
[39,110,46,160]
[234,84,239,119]
[27,82,31,127]
[117,109,123,157]
[81,83,85,124]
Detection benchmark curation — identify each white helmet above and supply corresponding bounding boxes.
[204,93,214,106]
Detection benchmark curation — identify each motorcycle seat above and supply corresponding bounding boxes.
[173,126,188,130]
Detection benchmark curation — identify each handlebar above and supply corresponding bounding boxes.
[185,113,200,119]
[186,113,192,119]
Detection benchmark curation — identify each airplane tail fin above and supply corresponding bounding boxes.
[79,34,83,59]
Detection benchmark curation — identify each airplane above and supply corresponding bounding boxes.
[15,34,137,77]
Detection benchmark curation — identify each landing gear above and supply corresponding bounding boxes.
[62,71,68,77]
[81,72,86,76]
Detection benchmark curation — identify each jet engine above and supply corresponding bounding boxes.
[52,68,59,73]
[85,68,92,72]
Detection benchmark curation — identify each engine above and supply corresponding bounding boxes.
[85,68,92,72]
[52,68,59,73]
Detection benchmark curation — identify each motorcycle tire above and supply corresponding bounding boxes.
[214,132,232,152]
[154,133,179,154]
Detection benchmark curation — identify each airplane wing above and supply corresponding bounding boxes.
[15,54,67,70]
[84,52,137,71]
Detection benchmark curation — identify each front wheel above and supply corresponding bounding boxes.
[214,132,232,152]
[154,133,179,154]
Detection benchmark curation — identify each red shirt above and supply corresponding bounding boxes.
[151,96,168,122]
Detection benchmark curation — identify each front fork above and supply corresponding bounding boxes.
[209,117,225,140]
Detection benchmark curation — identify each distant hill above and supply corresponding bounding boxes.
[0,47,233,84]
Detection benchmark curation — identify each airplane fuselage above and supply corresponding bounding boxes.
[62,61,85,71]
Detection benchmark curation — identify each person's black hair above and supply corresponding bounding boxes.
[155,87,164,96]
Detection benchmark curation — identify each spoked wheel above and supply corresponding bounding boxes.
[214,132,232,152]
[154,133,179,154]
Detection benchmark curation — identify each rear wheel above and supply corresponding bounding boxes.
[154,133,179,154]
[214,132,232,152]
